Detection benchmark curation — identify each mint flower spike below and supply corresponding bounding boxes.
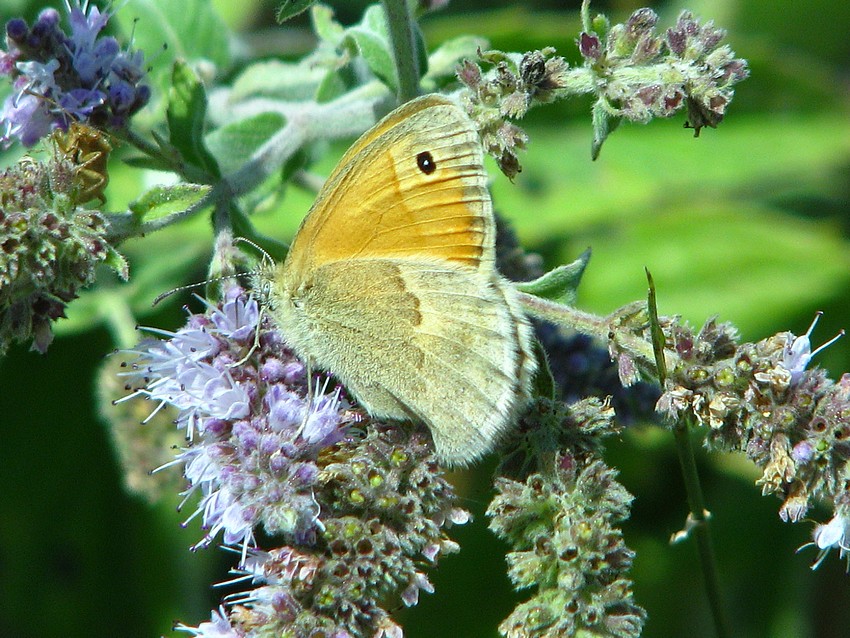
[782,311,845,384]
[120,288,467,637]
[0,0,150,146]
[0,149,128,355]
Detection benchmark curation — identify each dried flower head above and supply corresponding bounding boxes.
[458,48,567,178]
[0,149,126,354]
[654,313,850,565]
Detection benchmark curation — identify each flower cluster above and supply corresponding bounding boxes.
[655,313,850,565]
[0,148,126,354]
[578,9,749,138]
[119,290,467,637]
[488,398,645,638]
[456,8,748,169]
[0,0,150,147]
[458,48,568,179]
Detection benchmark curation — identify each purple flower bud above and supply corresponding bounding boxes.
[292,462,319,485]
[579,32,601,60]
[5,18,28,43]
[666,28,687,55]
[791,440,815,465]
[35,8,60,29]
[626,8,657,38]
[260,358,288,383]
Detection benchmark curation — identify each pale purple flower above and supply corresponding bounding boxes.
[208,291,259,342]
[175,607,240,638]
[0,0,150,146]
[121,292,349,553]
[401,571,434,606]
[120,290,465,637]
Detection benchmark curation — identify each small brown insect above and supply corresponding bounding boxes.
[52,122,112,204]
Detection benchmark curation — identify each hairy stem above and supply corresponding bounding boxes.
[647,271,729,638]
[672,418,731,638]
[381,0,420,102]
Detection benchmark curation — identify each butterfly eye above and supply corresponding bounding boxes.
[416,151,436,175]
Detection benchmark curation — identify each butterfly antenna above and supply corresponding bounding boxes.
[155,238,274,307]
[233,237,275,271]
[152,274,240,307]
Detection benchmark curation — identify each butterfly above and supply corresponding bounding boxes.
[257,94,536,465]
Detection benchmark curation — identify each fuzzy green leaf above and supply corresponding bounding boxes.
[311,4,344,44]
[276,0,317,23]
[517,250,591,305]
[167,61,220,178]
[344,5,397,91]
[205,112,287,176]
[129,184,212,222]
[103,246,130,281]
[591,98,620,161]
[229,60,327,102]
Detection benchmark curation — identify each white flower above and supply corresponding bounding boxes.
[782,312,844,385]
[175,606,239,637]
[799,512,850,570]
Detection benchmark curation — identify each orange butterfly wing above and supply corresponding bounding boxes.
[282,95,494,282]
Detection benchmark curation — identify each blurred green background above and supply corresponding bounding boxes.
[1,0,849,636]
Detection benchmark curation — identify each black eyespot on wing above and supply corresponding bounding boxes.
[416,151,436,175]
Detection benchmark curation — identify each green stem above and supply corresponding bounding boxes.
[381,0,420,102]
[646,271,729,638]
[517,292,660,373]
[100,294,141,350]
[672,418,731,638]
[580,0,592,33]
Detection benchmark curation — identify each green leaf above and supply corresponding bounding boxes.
[530,338,557,400]
[315,63,359,103]
[205,112,287,176]
[229,60,327,102]
[591,98,620,160]
[311,4,344,44]
[645,268,667,384]
[276,0,317,23]
[129,184,212,222]
[343,5,397,91]
[103,246,130,281]
[122,154,174,173]
[166,61,220,178]
[516,249,591,305]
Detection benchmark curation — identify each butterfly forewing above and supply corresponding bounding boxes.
[283,96,495,283]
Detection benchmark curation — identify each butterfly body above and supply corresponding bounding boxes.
[262,95,536,465]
